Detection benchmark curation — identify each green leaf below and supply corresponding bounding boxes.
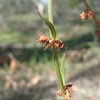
[60,53,65,85]
[36,11,56,40]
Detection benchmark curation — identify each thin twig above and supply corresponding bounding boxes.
[82,0,100,29]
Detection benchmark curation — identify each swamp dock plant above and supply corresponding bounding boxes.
[36,0,100,100]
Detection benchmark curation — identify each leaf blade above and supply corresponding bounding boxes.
[36,11,56,40]
[60,53,65,85]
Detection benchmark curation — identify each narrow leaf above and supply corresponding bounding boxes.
[60,53,65,85]
[36,11,56,40]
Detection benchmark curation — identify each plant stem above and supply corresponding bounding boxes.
[48,0,65,98]
[48,0,53,38]
[82,0,100,29]
[53,47,65,97]
[48,0,53,24]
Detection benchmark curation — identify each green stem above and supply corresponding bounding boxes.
[48,0,53,24]
[48,0,65,98]
[48,0,53,39]
[53,47,65,97]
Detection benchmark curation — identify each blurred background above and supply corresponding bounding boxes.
[0,0,100,100]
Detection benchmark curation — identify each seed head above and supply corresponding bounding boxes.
[80,9,93,21]
[56,83,75,100]
[37,34,67,51]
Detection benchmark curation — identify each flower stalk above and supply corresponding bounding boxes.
[48,0,66,98]
[82,0,100,29]
[37,0,74,99]
[53,47,65,97]
[48,0,53,39]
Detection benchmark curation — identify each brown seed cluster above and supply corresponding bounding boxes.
[56,83,74,100]
[80,9,93,21]
[37,33,67,51]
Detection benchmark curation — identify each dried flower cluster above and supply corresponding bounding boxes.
[95,30,100,39]
[37,33,67,51]
[56,83,74,100]
[80,9,93,21]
